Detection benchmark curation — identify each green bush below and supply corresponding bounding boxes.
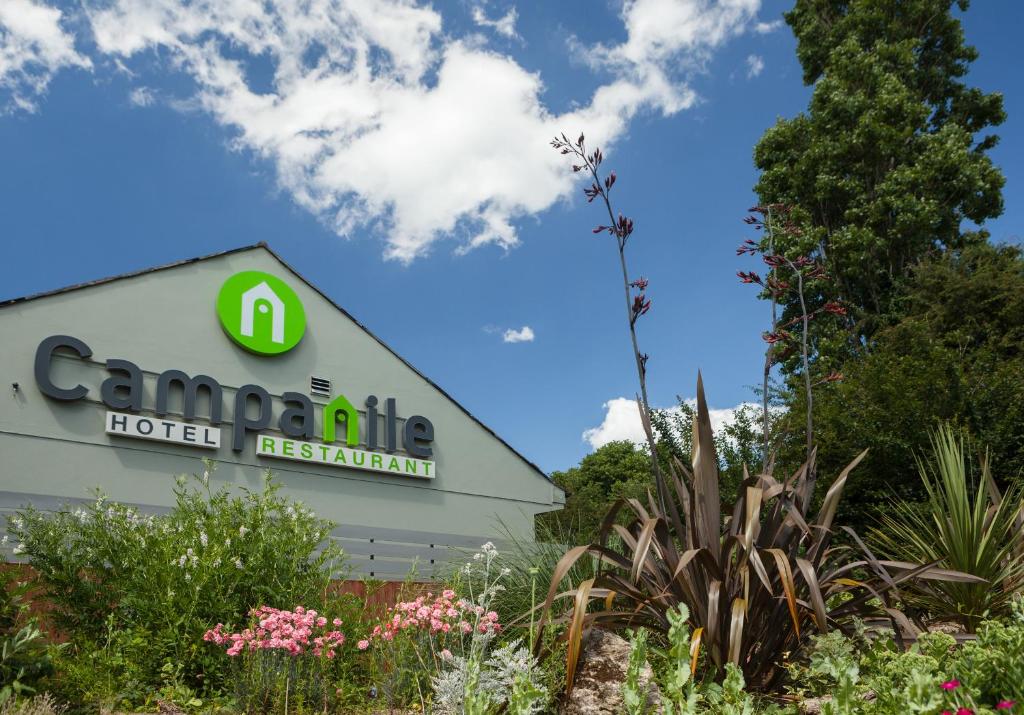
[6,465,344,708]
[787,601,1024,713]
[0,569,55,704]
[870,425,1024,631]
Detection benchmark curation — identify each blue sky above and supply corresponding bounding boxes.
[1,0,1021,473]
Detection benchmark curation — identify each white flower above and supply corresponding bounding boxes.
[212,557,221,567]
[501,568,511,577]
[1,535,8,546]
[234,557,244,570]
[177,555,187,568]
[13,544,25,555]
[199,532,208,547]
[186,548,194,557]
[225,537,232,548]
[184,572,192,582]
[239,526,249,537]
[11,516,23,529]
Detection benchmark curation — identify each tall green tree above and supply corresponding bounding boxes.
[754,0,1005,346]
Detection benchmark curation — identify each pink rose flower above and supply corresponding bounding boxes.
[357,639,370,650]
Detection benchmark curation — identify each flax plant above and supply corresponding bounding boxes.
[870,425,1024,632]
[537,377,982,689]
[551,132,667,511]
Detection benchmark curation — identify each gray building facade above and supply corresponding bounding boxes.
[0,245,563,578]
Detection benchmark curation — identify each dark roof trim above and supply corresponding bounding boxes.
[1,243,557,489]
[0,243,265,308]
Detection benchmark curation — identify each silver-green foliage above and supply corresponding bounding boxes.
[431,544,548,715]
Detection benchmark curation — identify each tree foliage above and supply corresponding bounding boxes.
[540,441,657,545]
[754,0,1005,345]
[789,243,1024,530]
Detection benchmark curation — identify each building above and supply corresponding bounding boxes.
[0,244,564,578]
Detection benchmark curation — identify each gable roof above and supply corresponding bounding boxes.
[1,243,557,490]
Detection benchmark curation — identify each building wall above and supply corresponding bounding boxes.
[0,247,562,576]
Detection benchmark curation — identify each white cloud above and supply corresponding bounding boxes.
[502,325,534,343]
[753,19,782,34]
[746,54,764,78]
[5,0,766,261]
[128,85,154,107]
[582,395,758,450]
[0,0,90,112]
[576,0,762,114]
[472,4,520,41]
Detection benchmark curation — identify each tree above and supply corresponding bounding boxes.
[653,401,770,507]
[795,243,1024,530]
[539,441,657,544]
[753,0,1005,355]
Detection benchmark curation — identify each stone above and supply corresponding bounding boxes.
[560,629,661,715]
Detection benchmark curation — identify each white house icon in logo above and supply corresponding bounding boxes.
[240,281,285,344]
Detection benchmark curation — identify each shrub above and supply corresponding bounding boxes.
[7,465,344,706]
[870,425,1024,631]
[539,377,981,689]
[787,602,1024,713]
[0,569,54,704]
[0,694,64,715]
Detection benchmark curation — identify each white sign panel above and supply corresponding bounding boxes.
[106,411,221,449]
[256,435,435,479]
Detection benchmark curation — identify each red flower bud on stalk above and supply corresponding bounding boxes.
[630,277,649,290]
[631,295,651,324]
[617,214,634,239]
[823,301,847,316]
[762,330,792,344]
[737,271,762,285]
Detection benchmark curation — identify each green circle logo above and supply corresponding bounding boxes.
[216,271,306,355]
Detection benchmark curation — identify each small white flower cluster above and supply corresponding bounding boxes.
[175,548,199,569]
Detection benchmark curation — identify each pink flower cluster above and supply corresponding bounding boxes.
[356,589,501,650]
[204,606,345,658]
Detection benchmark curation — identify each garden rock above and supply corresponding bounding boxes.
[560,629,661,715]
[799,696,830,714]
